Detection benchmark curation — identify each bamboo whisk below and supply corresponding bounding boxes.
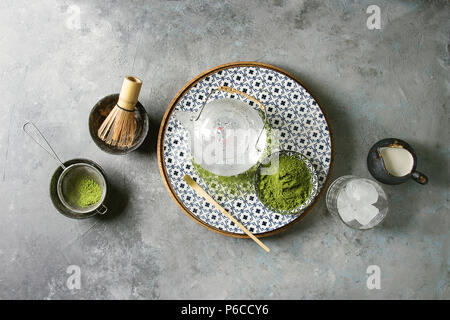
[98,76,143,148]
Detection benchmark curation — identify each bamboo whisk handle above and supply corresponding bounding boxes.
[117,76,143,111]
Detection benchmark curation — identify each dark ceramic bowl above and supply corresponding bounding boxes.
[50,158,108,219]
[89,94,149,155]
[367,138,428,185]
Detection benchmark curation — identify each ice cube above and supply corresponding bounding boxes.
[337,190,357,223]
[345,179,378,204]
[354,203,379,226]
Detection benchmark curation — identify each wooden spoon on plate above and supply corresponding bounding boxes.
[184,174,270,253]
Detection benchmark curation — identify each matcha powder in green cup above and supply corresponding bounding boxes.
[66,176,103,208]
[257,154,312,212]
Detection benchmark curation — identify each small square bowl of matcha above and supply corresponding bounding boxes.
[254,150,318,215]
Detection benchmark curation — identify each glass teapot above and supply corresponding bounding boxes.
[174,86,267,176]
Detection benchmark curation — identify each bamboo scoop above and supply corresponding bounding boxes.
[98,76,143,148]
[183,175,270,253]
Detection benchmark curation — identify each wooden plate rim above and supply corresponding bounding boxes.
[157,61,335,238]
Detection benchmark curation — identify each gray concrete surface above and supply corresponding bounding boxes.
[0,0,448,299]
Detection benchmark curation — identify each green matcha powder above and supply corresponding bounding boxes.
[257,155,311,212]
[66,176,102,208]
[193,161,257,197]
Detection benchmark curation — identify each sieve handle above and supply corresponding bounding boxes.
[22,121,66,169]
[96,204,108,215]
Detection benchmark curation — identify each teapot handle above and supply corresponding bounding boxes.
[411,170,428,185]
[194,86,267,152]
[217,86,266,111]
[195,86,266,120]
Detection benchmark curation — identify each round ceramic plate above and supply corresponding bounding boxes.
[157,62,334,237]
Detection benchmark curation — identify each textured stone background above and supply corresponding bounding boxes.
[0,0,448,299]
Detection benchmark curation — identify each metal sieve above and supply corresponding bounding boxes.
[57,163,107,214]
[23,121,108,216]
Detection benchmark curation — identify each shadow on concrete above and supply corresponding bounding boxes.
[134,113,161,155]
[264,64,355,238]
[276,63,356,178]
[379,139,441,230]
[96,180,129,221]
[267,205,327,241]
[406,139,439,187]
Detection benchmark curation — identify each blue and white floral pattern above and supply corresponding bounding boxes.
[162,66,332,235]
